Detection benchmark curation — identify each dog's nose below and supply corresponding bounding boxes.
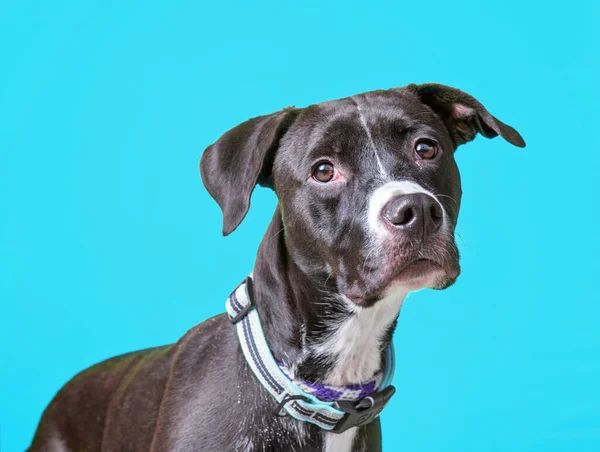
[382,193,443,238]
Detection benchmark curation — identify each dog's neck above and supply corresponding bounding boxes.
[252,208,406,386]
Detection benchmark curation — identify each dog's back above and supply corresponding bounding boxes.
[29,315,229,451]
[30,345,173,450]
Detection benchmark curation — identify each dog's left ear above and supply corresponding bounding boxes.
[408,83,526,148]
[200,107,300,236]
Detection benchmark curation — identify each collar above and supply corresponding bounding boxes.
[225,277,396,434]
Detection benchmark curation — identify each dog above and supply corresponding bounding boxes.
[29,83,525,452]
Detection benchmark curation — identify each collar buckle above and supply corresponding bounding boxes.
[331,385,396,433]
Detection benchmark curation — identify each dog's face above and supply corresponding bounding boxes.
[201,84,524,306]
[272,91,463,305]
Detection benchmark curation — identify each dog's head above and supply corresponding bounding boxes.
[201,84,525,306]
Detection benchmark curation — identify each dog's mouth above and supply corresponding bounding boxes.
[345,257,459,306]
[391,257,447,284]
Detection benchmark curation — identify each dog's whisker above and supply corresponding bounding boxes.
[269,226,286,241]
[433,193,458,205]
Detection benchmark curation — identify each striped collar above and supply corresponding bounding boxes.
[225,277,396,434]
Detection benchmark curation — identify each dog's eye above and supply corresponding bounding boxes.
[312,161,335,183]
[414,139,439,160]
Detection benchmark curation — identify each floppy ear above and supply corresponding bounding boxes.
[408,83,526,149]
[200,107,300,236]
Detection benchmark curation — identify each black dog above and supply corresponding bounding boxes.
[30,83,525,452]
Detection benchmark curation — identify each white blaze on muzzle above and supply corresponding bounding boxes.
[367,180,447,238]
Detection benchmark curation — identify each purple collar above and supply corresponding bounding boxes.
[277,363,385,402]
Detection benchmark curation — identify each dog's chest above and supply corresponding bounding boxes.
[314,293,404,385]
[316,293,405,452]
[324,428,359,452]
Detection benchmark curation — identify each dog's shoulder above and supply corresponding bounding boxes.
[30,314,235,451]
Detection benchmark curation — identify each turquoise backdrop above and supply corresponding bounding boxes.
[1,1,599,450]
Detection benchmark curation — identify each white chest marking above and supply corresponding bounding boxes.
[325,427,358,452]
[314,289,405,386]
[316,288,409,452]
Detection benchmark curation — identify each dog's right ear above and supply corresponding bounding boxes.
[200,107,300,236]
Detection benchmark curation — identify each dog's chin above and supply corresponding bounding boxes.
[346,259,460,307]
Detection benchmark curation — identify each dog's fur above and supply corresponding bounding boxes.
[29,83,524,452]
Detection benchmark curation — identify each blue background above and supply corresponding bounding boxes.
[1,1,599,450]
